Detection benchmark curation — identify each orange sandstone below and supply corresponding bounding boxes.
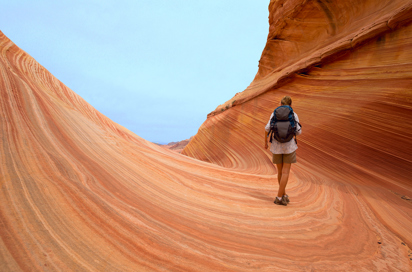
[183,0,412,270]
[1,0,412,271]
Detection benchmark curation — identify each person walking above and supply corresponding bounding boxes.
[264,96,302,206]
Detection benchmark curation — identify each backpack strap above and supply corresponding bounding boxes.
[296,121,302,131]
[294,122,302,144]
[273,109,278,122]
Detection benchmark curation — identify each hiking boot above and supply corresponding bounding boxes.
[284,194,290,203]
[274,196,287,206]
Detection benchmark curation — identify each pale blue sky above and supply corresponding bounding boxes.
[1,1,269,144]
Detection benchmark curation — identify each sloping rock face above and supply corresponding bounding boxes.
[183,0,412,268]
[0,32,292,271]
[1,1,412,271]
[185,0,412,174]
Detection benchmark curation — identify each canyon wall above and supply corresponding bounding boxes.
[1,0,412,271]
[183,0,412,268]
[184,0,412,173]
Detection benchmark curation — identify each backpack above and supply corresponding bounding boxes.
[268,105,301,144]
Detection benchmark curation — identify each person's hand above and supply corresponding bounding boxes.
[265,141,268,149]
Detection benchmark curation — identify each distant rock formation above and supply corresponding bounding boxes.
[160,137,193,153]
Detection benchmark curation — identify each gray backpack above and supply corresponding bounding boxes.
[268,105,301,143]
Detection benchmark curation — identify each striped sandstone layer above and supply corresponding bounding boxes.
[1,1,412,272]
[182,0,412,270]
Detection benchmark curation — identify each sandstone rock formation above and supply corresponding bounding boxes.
[1,0,412,271]
[182,0,412,270]
[160,137,193,153]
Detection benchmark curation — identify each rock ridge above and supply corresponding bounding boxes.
[208,0,412,118]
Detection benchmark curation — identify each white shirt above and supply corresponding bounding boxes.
[265,112,302,154]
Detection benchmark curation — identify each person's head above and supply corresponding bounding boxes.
[281,96,292,106]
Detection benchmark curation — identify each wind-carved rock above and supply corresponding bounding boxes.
[182,0,412,270]
[1,0,412,270]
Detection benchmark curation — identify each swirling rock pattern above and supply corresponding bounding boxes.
[182,0,412,270]
[1,0,412,271]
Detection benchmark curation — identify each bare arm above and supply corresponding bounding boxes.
[295,113,302,136]
[264,113,273,149]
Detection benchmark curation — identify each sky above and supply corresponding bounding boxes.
[1,0,269,144]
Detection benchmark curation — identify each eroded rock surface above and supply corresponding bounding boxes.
[182,0,412,270]
[1,0,412,270]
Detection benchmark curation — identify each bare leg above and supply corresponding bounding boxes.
[277,163,292,197]
[276,163,287,196]
[275,163,283,186]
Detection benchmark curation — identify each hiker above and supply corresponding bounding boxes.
[264,96,302,206]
